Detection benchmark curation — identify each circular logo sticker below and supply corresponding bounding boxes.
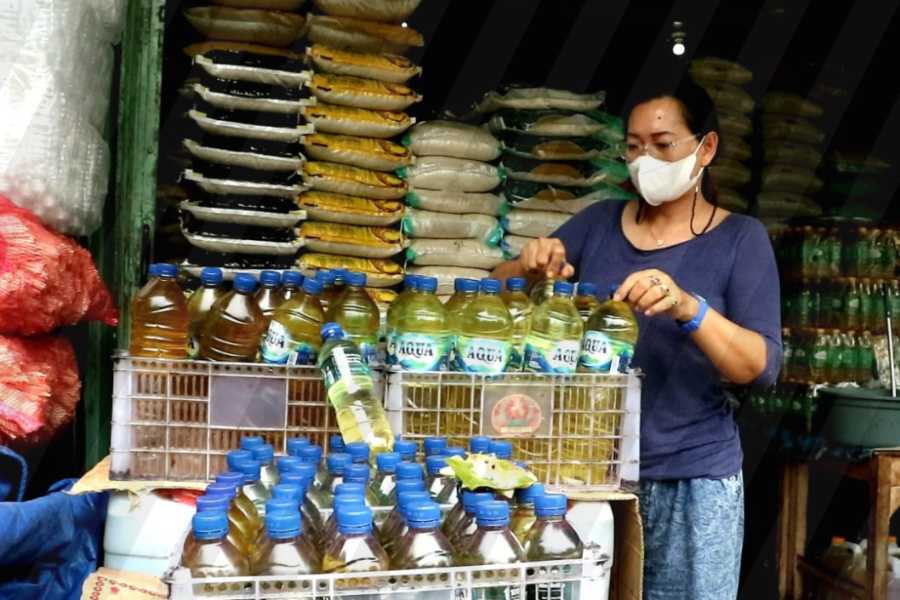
[491,393,543,434]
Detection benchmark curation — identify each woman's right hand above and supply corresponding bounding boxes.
[519,237,575,279]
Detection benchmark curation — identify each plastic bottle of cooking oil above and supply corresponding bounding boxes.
[395,461,425,486]
[250,444,279,491]
[331,268,349,297]
[316,270,338,314]
[458,501,525,600]
[424,437,448,458]
[469,436,492,455]
[443,447,465,459]
[322,506,390,589]
[317,323,393,456]
[199,273,267,362]
[233,459,272,519]
[369,452,401,508]
[261,277,324,365]
[255,270,284,327]
[448,491,496,551]
[320,488,368,546]
[386,276,450,371]
[299,444,327,490]
[254,506,319,576]
[307,452,349,511]
[343,463,371,488]
[386,274,421,340]
[250,496,317,571]
[203,482,255,557]
[394,438,418,463]
[509,483,545,544]
[346,441,371,466]
[489,440,513,460]
[183,494,240,562]
[129,263,190,359]
[523,281,583,374]
[186,267,225,359]
[524,494,583,600]
[574,282,600,322]
[278,470,323,540]
[215,471,263,551]
[382,480,426,529]
[281,271,303,302]
[445,278,480,364]
[579,287,639,374]
[529,278,557,307]
[425,456,456,504]
[278,456,303,474]
[325,272,380,365]
[502,277,534,371]
[391,501,455,569]
[241,436,265,452]
[452,278,513,374]
[181,511,249,577]
[379,488,430,551]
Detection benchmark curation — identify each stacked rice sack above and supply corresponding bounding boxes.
[399,121,506,297]
[476,87,632,260]
[690,57,755,214]
[758,92,826,220]
[180,4,311,275]
[296,0,426,295]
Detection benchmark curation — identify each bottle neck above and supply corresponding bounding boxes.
[536,514,564,523]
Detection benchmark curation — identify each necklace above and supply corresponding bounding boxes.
[647,220,665,247]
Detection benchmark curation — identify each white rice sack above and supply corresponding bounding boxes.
[306,73,422,111]
[489,112,611,138]
[513,191,604,214]
[763,117,824,145]
[761,165,824,195]
[301,133,412,171]
[503,157,628,187]
[313,0,421,23]
[401,208,503,245]
[475,87,605,113]
[763,93,824,119]
[183,169,304,198]
[192,83,313,114]
[302,162,407,199]
[501,209,571,238]
[405,189,506,216]
[407,266,491,296]
[210,0,307,9]
[501,235,533,258]
[709,159,751,188]
[307,14,424,54]
[184,7,306,48]
[398,157,503,192]
[406,239,506,269]
[189,110,313,142]
[184,139,303,172]
[305,44,421,83]
[193,55,309,89]
[302,104,415,138]
[403,121,501,161]
[690,57,753,86]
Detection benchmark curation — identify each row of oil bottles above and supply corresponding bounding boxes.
[129,264,639,375]
[819,536,900,599]
[781,327,877,385]
[182,434,583,599]
[782,276,899,333]
[773,224,898,281]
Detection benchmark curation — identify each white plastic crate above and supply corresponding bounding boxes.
[167,557,608,600]
[385,371,641,492]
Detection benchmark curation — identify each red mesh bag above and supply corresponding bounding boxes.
[0,195,118,335]
[0,334,80,444]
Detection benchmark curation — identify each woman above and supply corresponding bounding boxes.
[492,80,782,599]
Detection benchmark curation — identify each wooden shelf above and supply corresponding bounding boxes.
[798,556,867,599]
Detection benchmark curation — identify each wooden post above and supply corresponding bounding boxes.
[867,453,893,599]
[778,461,809,600]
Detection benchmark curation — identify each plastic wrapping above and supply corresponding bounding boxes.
[501,209,571,238]
[297,253,403,287]
[297,221,405,258]
[756,192,822,218]
[192,55,309,89]
[307,14,424,54]
[403,121,501,161]
[397,157,504,192]
[406,239,506,269]
[407,266,492,296]
[189,109,313,143]
[0,196,117,335]
[302,161,407,199]
[405,189,506,216]
[302,104,414,138]
[183,169,305,198]
[306,72,422,111]
[184,7,306,48]
[305,44,420,83]
[297,191,403,226]
[402,208,502,245]
[313,0,421,22]
[475,87,605,113]
[717,188,749,213]
[301,133,412,171]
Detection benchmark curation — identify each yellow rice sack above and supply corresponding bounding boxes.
[297,191,403,226]
[297,222,405,258]
[306,44,421,83]
[184,7,306,48]
[301,133,412,171]
[302,103,414,138]
[297,253,404,287]
[306,73,422,111]
[313,0,421,23]
[302,162,407,200]
[307,14,424,54]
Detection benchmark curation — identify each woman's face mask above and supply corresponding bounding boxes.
[627,136,706,206]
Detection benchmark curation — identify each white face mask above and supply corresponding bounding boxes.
[627,138,705,206]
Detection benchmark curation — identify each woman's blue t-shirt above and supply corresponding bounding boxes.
[553,199,783,480]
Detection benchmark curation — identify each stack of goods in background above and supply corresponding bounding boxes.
[823,150,893,220]
[297,0,426,311]
[757,92,826,221]
[690,57,754,214]
[400,121,506,298]
[179,5,312,275]
[474,87,632,261]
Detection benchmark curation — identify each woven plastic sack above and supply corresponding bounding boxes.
[307,14,424,54]
[502,156,628,187]
[401,208,502,245]
[475,87,605,113]
[302,162,407,199]
[406,239,505,269]
[405,189,506,216]
[297,221,405,258]
[0,335,79,443]
[306,45,420,83]
[397,157,504,193]
[307,73,422,111]
[313,0,421,22]
[184,7,306,48]
[717,136,752,162]
[302,104,415,139]
[403,121,501,162]
[301,133,412,171]
[407,266,491,296]
[297,191,403,226]
[718,111,753,139]
[0,197,117,335]
[501,209,571,238]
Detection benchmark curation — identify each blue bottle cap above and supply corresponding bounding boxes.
[476,500,511,527]
[278,471,307,492]
[266,498,297,514]
[192,511,228,540]
[480,278,501,294]
[343,463,370,484]
[321,322,345,340]
[251,444,274,464]
[578,282,598,297]
[233,273,258,294]
[393,439,417,461]
[514,483,545,505]
[419,276,438,293]
[286,437,309,456]
[347,272,367,287]
[443,446,466,458]
[200,267,223,285]
[336,506,373,534]
[506,277,526,292]
[327,452,351,474]
[403,274,421,290]
[376,452,401,473]
[148,263,161,277]
[534,493,568,517]
[463,491,496,514]
[226,450,253,472]
[425,455,448,476]
[283,271,303,287]
[330,435,346,453]
[158,263,178,278]
[233,459,261,483]
[299,445,323,465]
[260,270,281,287]
[489,440,513,460]
[553,281,574,297]
[406,502,441,529]
[266,509,302,539]
[335,482,367,498]
[316,270,336,285]
[394,479,426,496]
[333,495,365,514]
[331,268,349,284]
[346,442,370,464]
[469,436,491,454]
[423,437,447,456]
[195,494,230,514]
[290,462,317,483]
[277,456,302,474]
[455,278,479,293]
[303,277,323,296]
[272,483,302,503]
[205,482,236,500]
[240,436,265,451]
[215,471,245,489]
[397,490,432,511]
[396,462,424,481]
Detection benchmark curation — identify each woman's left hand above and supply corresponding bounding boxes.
[613,269,699,321]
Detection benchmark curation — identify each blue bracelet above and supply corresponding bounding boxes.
[678,293,708,334]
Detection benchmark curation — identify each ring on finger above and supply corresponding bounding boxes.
[649,275,662,286]
[671,296,679,308]
[659,284,670,295]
